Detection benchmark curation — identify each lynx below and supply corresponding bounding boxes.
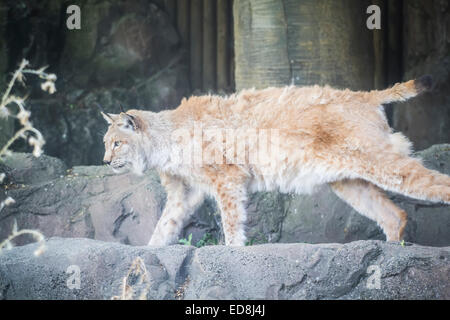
[101,75,450,246]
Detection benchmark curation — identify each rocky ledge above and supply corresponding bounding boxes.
[0,238,448,300]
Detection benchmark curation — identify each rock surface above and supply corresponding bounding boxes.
[0,238,448,300]
[0,152,67,185]
[0,153,167,246]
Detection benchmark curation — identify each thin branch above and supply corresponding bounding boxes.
[0,60,29,107]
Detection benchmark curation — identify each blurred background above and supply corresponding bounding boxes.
[0,0,449,167]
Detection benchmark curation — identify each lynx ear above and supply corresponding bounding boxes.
[101,111,115,124]
[119,112,139,131]
[95,102,117,125]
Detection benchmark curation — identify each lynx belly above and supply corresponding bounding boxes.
[248,165,347,195]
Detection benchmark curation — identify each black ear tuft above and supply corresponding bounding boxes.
[415,75,433,93]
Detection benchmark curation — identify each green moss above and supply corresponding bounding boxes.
[195,233,218,247]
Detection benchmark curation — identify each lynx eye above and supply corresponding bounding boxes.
[113,141,121,148]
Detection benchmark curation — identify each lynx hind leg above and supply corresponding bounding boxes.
[355,152,450,204]
[209,168,248,246]
[148,174,204,246]
[330,179,407,241]
[215,188,247,246]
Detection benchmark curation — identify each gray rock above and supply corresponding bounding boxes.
[0,238,448,300]
[279,185,385,244]
[60,1,181,87]
[0,152,67,185]
[184,240,450,300]
[0,238,193,300]
[1,153,166,246]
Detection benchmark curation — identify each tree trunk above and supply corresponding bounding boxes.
[373,0,387,90]
[176,0,190,46]
[234,0,375,91]
[190,0,203,91]
[234,0,291,90]
[202,0,217,92]
[217,0,231,91]
[386,0,403,85]
[164,0,177,25]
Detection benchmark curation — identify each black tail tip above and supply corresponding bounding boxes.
[415,74,433,93]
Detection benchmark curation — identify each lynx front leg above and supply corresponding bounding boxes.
[148,174,204,246]
[330,179,407,241]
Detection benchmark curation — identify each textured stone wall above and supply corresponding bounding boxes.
[0,238,448,299]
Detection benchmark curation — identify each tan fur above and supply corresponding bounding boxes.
[102,78,449,246]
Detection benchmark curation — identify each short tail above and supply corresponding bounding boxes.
[375,75,432,105]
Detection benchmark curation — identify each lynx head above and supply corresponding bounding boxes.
[101,111,148,175]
